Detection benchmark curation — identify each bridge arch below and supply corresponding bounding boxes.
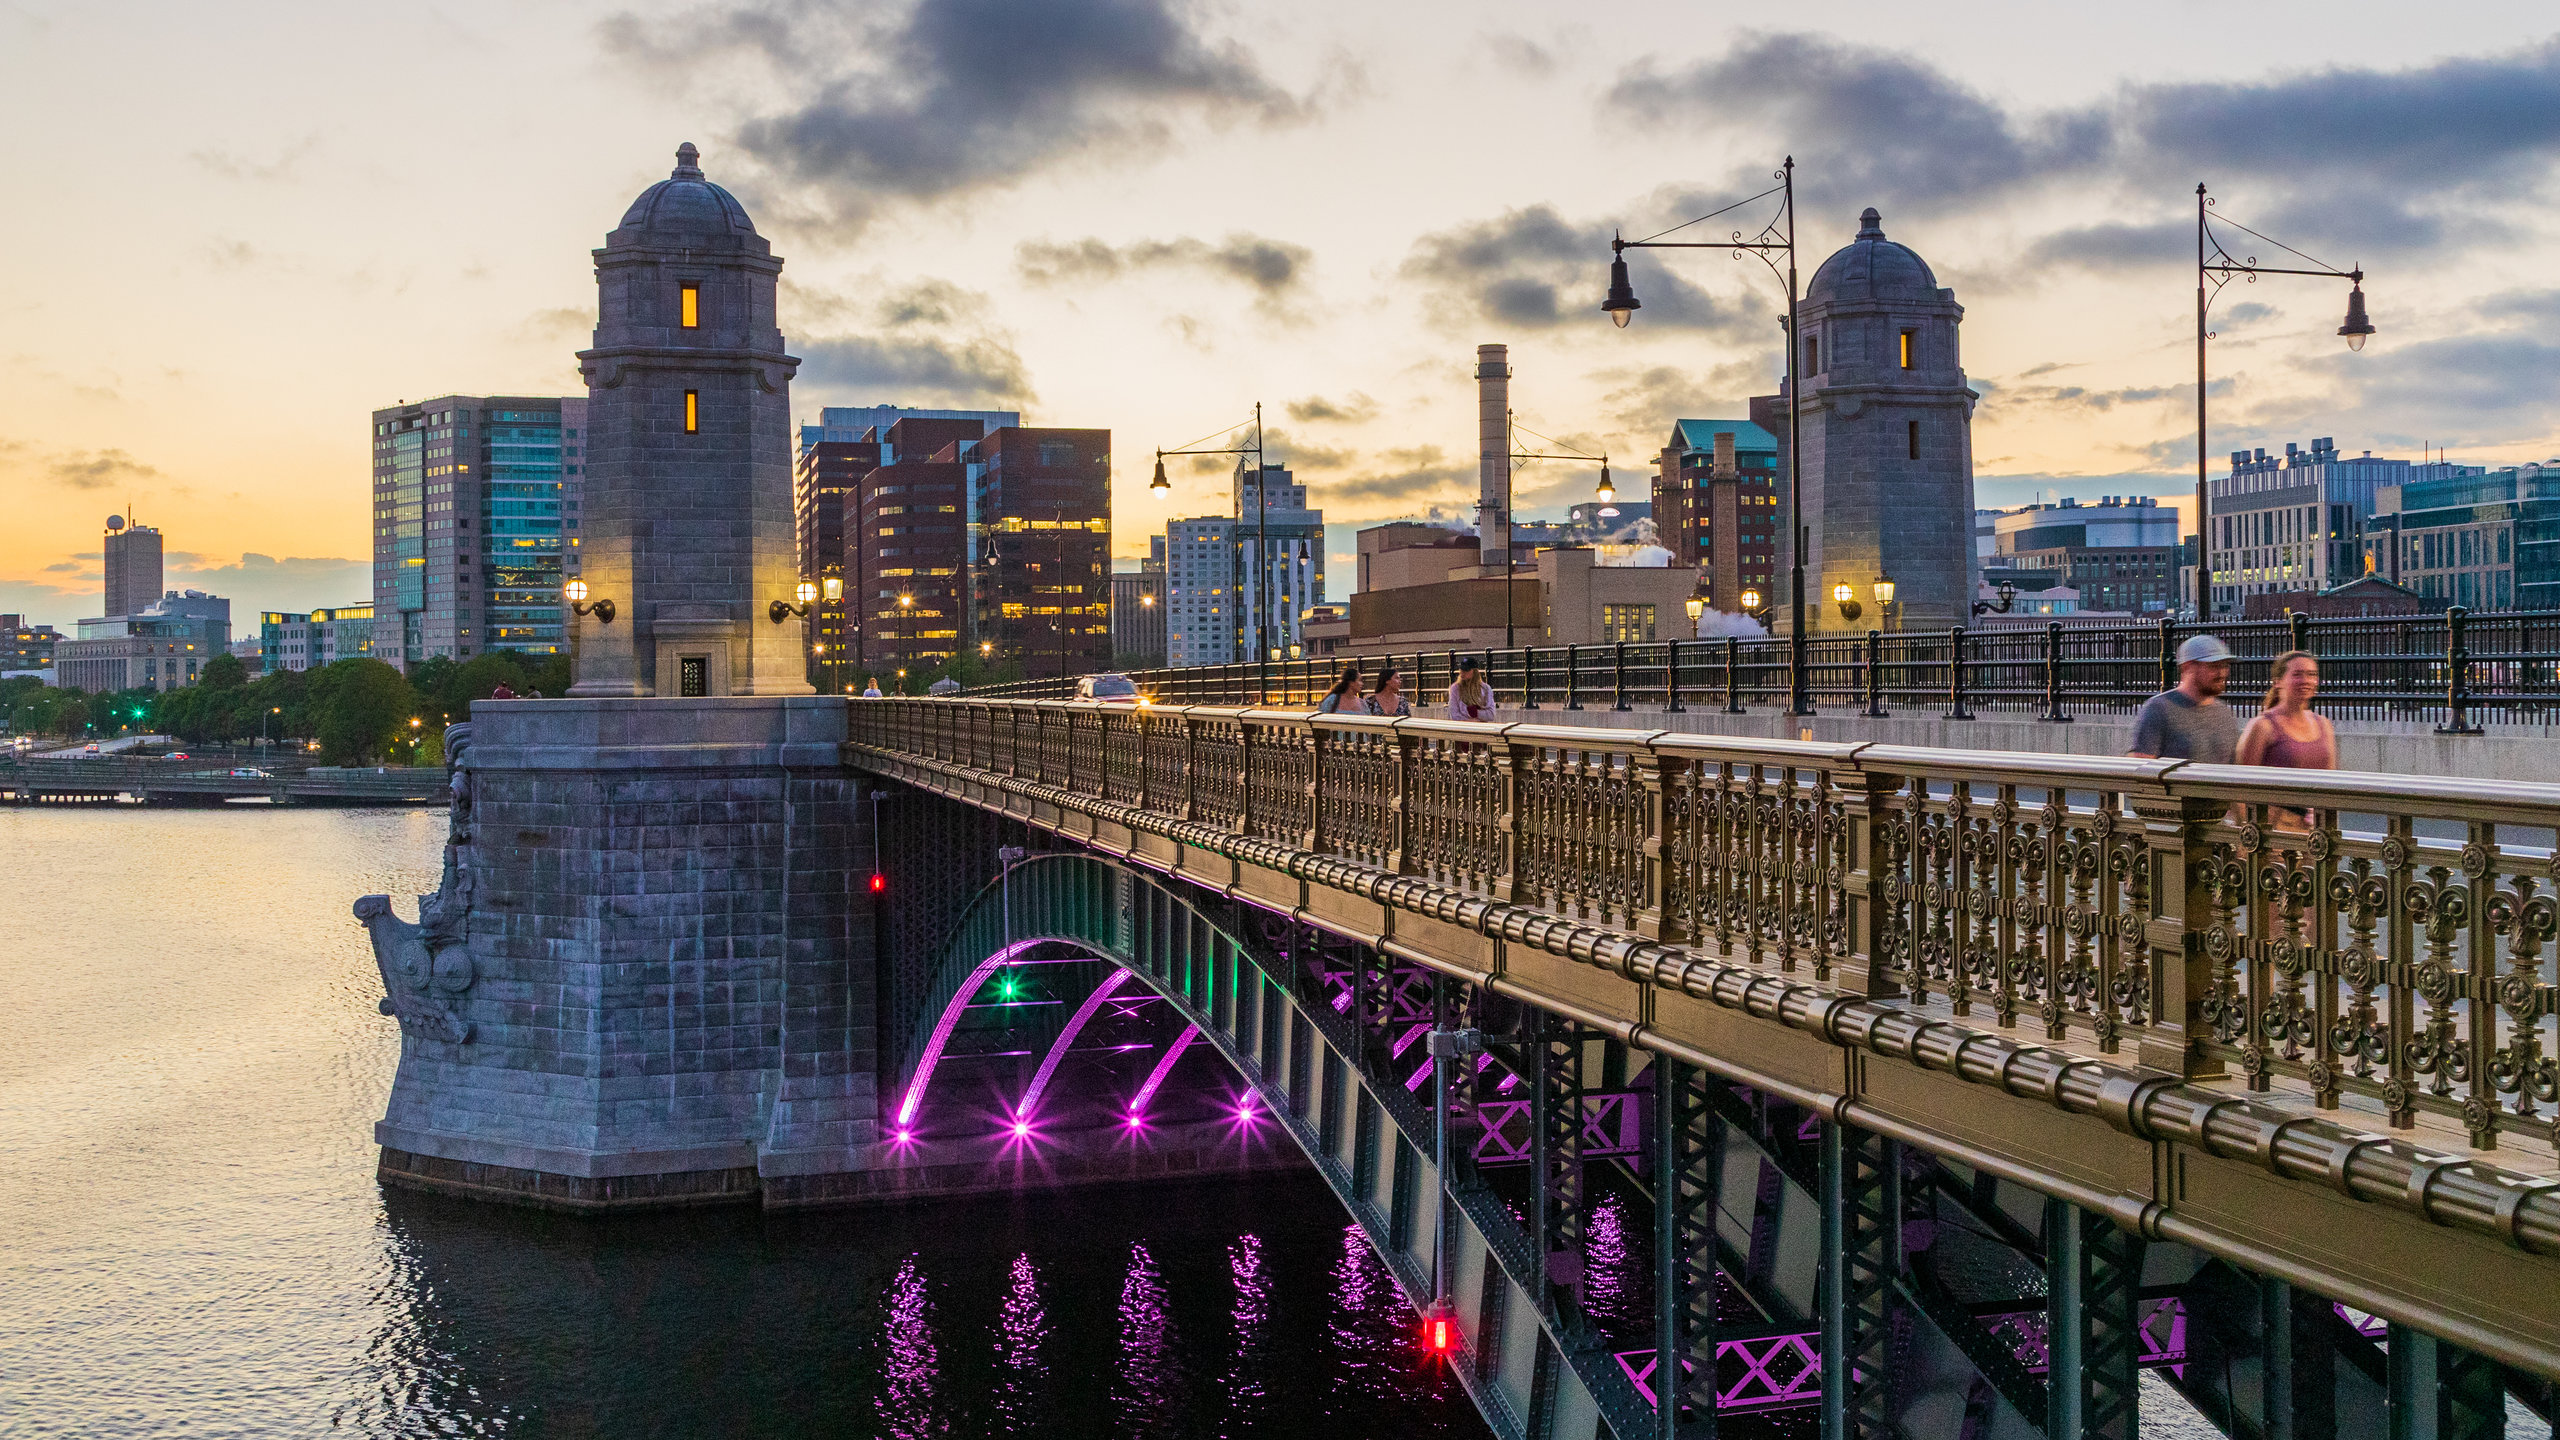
[887,852,1637,1440]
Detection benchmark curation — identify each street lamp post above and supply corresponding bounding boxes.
[1604,157,1812,713]
[1506,412,1611,650]
[1153,404,1272,701]
[2194,184,2376,619]
[896,592,914,691]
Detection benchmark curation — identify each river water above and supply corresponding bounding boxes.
[0,806,1485,1438]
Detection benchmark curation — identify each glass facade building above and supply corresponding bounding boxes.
[370,394,586,670]
[2364,464,2560,612]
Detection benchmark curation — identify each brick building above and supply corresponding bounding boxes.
[1653,419,1780,617]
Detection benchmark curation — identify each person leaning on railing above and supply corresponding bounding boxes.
[1315,663,1364,715]
[2128,635,2239,765]
[1446,656,1494,722]
[2237,649,2335,830]
[1364,667,1412,718]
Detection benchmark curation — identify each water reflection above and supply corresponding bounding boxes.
[1582,1189,1644,1339]
[881,1256,942,1439]
[993,1252,1049,1432]
[1114,1242,1184,1434]
[1225,1233,1270,1418]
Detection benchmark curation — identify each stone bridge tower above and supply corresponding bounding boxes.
[571,143,808,696]
[1777,208,1978,635]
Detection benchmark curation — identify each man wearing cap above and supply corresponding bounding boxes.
[2130,635,2239,763]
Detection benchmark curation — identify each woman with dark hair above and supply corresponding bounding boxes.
[1315,664,1364,714]
[2237,649,2335,829]
[1363,666,1411,717]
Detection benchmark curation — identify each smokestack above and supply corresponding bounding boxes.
[1712,431,1737,480]
[1477,344,1510,569]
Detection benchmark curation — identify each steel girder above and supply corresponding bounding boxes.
[1652,1059,1722,1439]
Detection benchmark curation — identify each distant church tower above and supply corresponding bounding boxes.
[1770,208,1978,635]
[570,143,808,697]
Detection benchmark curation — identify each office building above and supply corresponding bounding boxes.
[2203,437,2478,614]
[847,416,991,678]
[1111,566,1166,668]
[799,405,1018,455]
[965,425,1112,679]
[1161,462,1324,667]
[258,604,376,673]
[55,589,230,693]
[370,394,586,671]
[103,516,163,618]
[1654,419,1781,616]
[2363,462,2560,612]
[1983,496,2180,616]
[4,615,63,673]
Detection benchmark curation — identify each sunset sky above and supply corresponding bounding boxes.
[6,1,2560,629]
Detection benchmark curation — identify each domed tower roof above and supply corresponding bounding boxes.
[607,143,768,255]
[1805,208,1940,307]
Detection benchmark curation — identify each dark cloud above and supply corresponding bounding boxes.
[1286,392,1379,425]
[1400,204,1766,335]
[2298,331,2560,449]
[1016,232,1311,297]
[42,561,80,574]
[1482,33,1560,78]
[794,279,1035,406]
[1323,445,1475,513]
[612,0,1311,228]
[1593,360,1776,440]
[1258,427,1355,473]
[1612,33,2560,267]
[1977,378,2222,422]
[48,449,158,491]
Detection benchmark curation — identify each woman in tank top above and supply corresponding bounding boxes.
[2237,650,2335,830]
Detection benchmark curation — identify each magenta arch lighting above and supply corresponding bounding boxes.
[1125,1024,1201,1120]
[895,939,1047,1130]
[1013,968,1134,1124]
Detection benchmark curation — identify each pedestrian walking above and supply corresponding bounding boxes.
[2128,635,2238,764]
[1315,664,1364,715]
[1363,666,1412,718]
[1446,657,1494,721]
[861,678,884,698]
[2238,649,2334,829]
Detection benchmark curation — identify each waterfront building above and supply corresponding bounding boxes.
[3,615,63,672]
[258,604,376,673]
[965,426,1111,679]
[1984,496,2181,616]
[1653,418,1780,616]
[55,590,230,692]
[1161,463,1323,666]
[2361,462,2560,611]
[569,143,806,697]
[2202,438,2478,614]
[1111,565,1166,668]
[103,516,163,619]
[370,394,586,671]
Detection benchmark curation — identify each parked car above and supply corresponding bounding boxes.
[1071,673,1145,705]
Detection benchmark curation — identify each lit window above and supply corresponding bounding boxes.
[1899,330,1916,368]
[684,390,699,433]
[681,286,699,328]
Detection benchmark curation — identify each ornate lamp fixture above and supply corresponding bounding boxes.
[564,578,615,624]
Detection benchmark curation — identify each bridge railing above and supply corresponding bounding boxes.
[850,698,2560,1159]
[966,605,2560,729]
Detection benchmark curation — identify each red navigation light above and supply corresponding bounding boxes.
[869,873,886,893]
[1427,1316,1453,1353]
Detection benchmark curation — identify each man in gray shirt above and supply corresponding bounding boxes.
[2130,634,2240,763]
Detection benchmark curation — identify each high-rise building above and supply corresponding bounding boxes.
[794,405,1016,687]
[964,425,1111,680]
[1162,462,1323,666]
[1111,566,1165,668]
[370,394,587,671]
[848,416,986,679]
[102,515,163,618]
[2363,462,2560,611]
[2202,438,2479,614]
[1654,419,1780,616]
[56,590,230,693]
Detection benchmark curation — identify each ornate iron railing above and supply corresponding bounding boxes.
[972,604,2560,730]
[849,699,2560,1160]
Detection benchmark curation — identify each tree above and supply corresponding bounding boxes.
[199,652,248,691]
[312,658,417,765]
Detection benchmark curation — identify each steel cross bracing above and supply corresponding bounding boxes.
[846,696,2560,1388]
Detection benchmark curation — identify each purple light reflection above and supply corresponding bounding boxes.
[1226,1233,1269,1412]
[992,1252,1048,1433]
[1112,1242,1184,1433]
[1582,1192,1641,1337]
[876,1256,939,1439]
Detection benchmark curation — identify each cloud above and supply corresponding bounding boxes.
[47,449,159,491]
[1482,33,1561,79]
[188,135,321,182]
[42,561,80,574]
[794,279,1034,406]
[1593,361,1775,439]
[1612,33,2560,266]
[1323,444,1477,516]
[2298,331,2560,449]
[1976,378,2223,423]
[1015,231,1312,311]
[1400,203,1766,334]
[1258,427,1355,473]
[160,553,371,621]
[612,0,1314,230]
[1287,392,1379,425]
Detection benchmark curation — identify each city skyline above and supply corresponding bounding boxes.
[8,3,2560,631]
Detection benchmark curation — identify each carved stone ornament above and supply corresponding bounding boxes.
[356,721,477,1043]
